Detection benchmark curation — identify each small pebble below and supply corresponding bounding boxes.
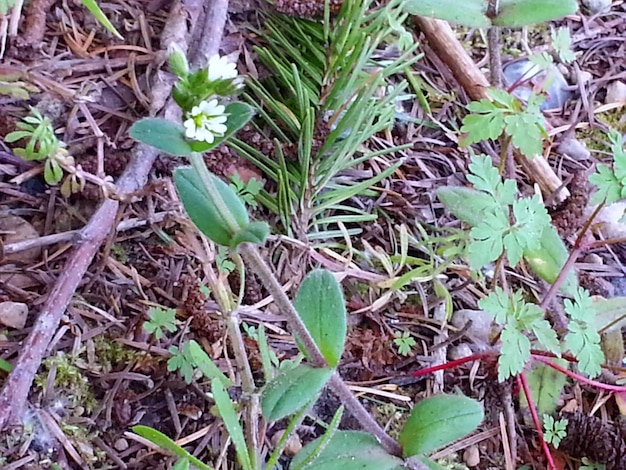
[605,81,626,104]
[0,302,29,329]
[114,438,129,452]
[448,343,474,361]
[270,429,302,457]
[558,137,591,161]
[582,0,612,14]
[574,70,593,85]
[582,253,603,265]
[463,445,480,467]
[450,309,494,348]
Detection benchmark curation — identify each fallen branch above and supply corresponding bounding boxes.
[0,0,224,429]
[412,16,569,204]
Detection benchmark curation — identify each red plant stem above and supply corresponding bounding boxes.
[518,372,556,470]
[532,355,626,392]
[412,352,491,377]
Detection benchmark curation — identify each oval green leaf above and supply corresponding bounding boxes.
[399,394,484,457]
[403,0,490,27]
[130,118,193,157]
[290,431,404,470]
[262,364,332,421]
[436,186,493,227]
[523,225,578,296]
[294,269,346,367]
[174,167,249,246]
[494,0,578,27]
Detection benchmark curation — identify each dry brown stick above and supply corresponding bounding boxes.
[0,0,223,429]
[413,16,569,204]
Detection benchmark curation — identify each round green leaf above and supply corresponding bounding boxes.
[173,166,249,246]
[290,431,404,470]
[130,118,193,157]
[294,269,347,367]
[262,364,332,421]
[399,394,484,457]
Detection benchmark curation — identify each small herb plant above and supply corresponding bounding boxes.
[393,331,416,356]
[5,107,66,184]
[588,129,626,205]
[543,415,568,448]
[143,306,177,340]
[460,89,547,158]
[128,9,485,466]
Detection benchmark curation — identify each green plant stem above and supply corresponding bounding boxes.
[239,243,404,458]
[203,258,259,469]
[188,151,241,234]
[239,243,327,367]
[328,373,402,456]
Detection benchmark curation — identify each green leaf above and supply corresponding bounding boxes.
[398,394,484,457]
[80,0,123,39]
[293,269,347,366]
[0,357,12,372]
[402,0,490,27]
[0,0,17,15]
[494,0,578,27]
[231,220,270,247]
[461,105,506,145]
[523,224,578,296]
[467,154,501,197]
[504,112,545,157]
[262,364,333,421]
[589,164,622,204]
[212,380,252,470]
[499,322,531,381]
[188,103,254,153]
[172,459,190,470]
[290,431,404,470]
[551,28,576,64]
[188,340,232,387]
[436,187,496,227]
[521,361,567,416]
[144,306,177,340]
[609,129,626,182]
[44,159,63,185]
[130,118,193,157]
[174,167,249,247]
[132,425,213,470]
[167,344,195,383]
[467,210,509,268]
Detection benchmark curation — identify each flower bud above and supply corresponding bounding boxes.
[167,43,189,78]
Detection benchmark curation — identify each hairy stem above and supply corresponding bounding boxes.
[239,243,403,457]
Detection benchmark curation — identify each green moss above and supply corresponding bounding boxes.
[93,335,141,371]
[34,352,97,414]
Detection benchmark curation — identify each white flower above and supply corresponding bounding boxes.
[207,55,238,82]
[183,99,228,143]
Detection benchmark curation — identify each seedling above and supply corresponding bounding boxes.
[543,415,568,448]
[143,306,177,340]
[393,331,416,356]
